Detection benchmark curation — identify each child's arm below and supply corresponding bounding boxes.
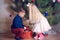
[13,17,24,28]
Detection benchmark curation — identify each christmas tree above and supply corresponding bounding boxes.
[10,0,60,25]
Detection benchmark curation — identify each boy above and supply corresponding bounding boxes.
[11,8,25,40]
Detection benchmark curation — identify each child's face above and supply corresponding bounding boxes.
[19,11,25,18]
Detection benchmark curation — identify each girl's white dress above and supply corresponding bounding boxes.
[32,17,51,33]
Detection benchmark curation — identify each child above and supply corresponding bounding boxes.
[27,3,51,40]
[11,8,25,40]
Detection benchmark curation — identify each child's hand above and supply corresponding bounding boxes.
[24,26,31,31]
[29,22,35,25]
[24,27,26,30]
[23,20,29,26]
[29,22,32,25]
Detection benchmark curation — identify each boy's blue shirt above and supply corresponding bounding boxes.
[11,15,24,28]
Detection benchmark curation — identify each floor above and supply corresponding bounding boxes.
[0,32,60,40]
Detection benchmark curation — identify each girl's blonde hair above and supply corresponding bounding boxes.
[29,3,44,23]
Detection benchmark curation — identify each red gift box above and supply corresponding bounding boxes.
[12,27,33,39]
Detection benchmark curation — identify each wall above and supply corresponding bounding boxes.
[0,0,12,33]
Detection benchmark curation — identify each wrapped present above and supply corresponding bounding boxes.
[34,33,44,40]
[23,30,33,39]
[38,33,44,40]
[23,26,33,39]
[43,32,48,37]
[11,27,33,39]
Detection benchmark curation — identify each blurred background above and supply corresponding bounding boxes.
[0,0,60,40]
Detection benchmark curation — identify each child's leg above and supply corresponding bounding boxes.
[33,32,36,37]
[15,37,20,40]
[12,28,24,40]
[34,33,39,40]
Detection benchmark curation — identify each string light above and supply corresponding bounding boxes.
[53,0,56,2]
[22,0,25,2]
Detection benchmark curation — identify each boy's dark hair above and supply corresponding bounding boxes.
[17,8,25,13]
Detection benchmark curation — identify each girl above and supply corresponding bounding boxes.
[27,3,51,40]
